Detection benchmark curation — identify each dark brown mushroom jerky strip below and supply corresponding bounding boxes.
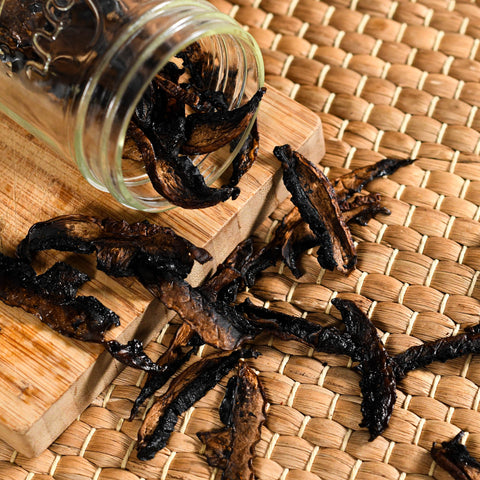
[175,41,214,91]
[392,330,480,380]
[332,298,396,440]
[0,253,163,372]
[243,206,305,284]
[104,339,163,373]
[155,74,227,113]
[341,195,390,226]
[17,215,211,279]
[180,88,265,155]
[197,362,266,479]
[274,144,356,273]
[431,432,480,480]
[227,119,260,187]
[201,238,254,304]
[333,157,415,203]
[135,269,254,350]
[129,323,202,420]
[143,151,240,209]
[0,255,119,343]
[238,299,357,357]
[129,239,254,419]
[137,348,257,460]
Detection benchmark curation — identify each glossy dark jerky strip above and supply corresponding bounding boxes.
[245,158,399,280]
[136,270,253,350]
[129,323,200,420]
[137,349,256,460]
[201,238,253,304]
[342,200,390,226]
[392,330,480,380]
[333,157,415,203]
[180,88,265,155]
[197,362,266,480]
[17,215,211,279]
[0,255,119,343]
[332,298,396,440]
[274,145,356,273]
[155,75,227,113]
[227,119,260,187]
[104,339,162,373]
[243,207,305,284]
[239,299,357,357]
[130,239,254,419]
[431,432,480,480]
[143,152,240,209]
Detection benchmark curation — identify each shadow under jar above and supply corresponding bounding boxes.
[0,0,264,211]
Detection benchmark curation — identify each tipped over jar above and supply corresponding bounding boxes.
[0,0,265,211]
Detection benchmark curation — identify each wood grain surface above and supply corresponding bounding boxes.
[0,85,324,457]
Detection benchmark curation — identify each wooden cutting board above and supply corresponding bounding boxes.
[0,86,324,457]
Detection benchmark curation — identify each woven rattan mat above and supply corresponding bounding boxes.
[5,0,480,479]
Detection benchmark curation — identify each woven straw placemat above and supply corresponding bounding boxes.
[4,0,480,478]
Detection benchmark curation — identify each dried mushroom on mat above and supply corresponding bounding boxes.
[331,298,396,440]
[244,150,413,282]
[137,349,258,461]
[2,143,427,472]
[197,361,266,480]
[274,144,357,274]
[431,431,480,480]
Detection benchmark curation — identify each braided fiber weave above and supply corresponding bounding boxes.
[4,0,480,478]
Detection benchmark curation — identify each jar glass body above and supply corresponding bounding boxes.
[0,0,264,211]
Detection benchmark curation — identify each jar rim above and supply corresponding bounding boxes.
[74,0,265,212]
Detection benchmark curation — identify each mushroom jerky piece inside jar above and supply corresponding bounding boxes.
[0,0,264,211]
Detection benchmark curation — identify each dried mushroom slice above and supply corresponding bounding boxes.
[137,349,256,461]
[238,299,356,357]
[274,144,356,273]
[129,323,201,420]
[201,238,253,305]
[333,157,415,203]
[0,255,119,343]
[136,269,253,351]
[104,339,162,373]
[0,253,163,372]
[227,119,260,188]
[392,329,480,380]
[143,152,240,209]
[197,362,266,480]
[180,88,265,156]
[243,207,307,284]
[431,432,480,480]
[17,215,211,279]
[155,74,227,113]
[332,298,396,440]
[130,239,254,419]
[245,156,409,280]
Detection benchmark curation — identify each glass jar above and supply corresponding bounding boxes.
[0,0,264,211]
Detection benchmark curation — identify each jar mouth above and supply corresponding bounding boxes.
[74,2,264,212]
